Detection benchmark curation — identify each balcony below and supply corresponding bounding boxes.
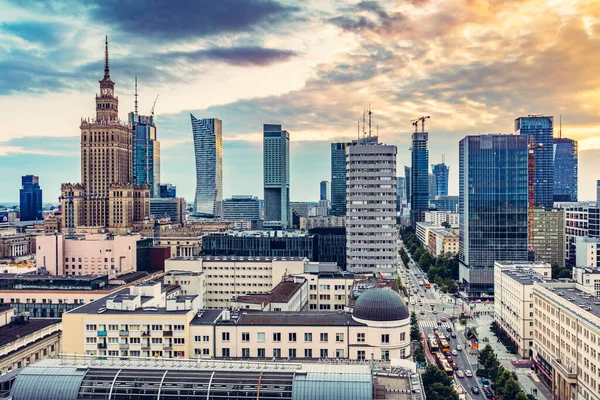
[163,331,173,337]
[119,343,129,350]
[97,343,107,349]
[141,345,150,350]
[141,331,150,336]
[551,358,578,384]
[163,345,173,350]
[119,330,129,336]
[97,330,107,337]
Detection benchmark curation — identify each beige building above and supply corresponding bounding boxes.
[36,233,140,277]
[493,261,551,359]
[576,237,600,269]
[0,307,61,374]
[299,216,345,230]
[532,282,600,400]
[62,284,411,362]
[532,208,566,268]
[573,266,600,297]
[415,222,442,248]
[60,38,149,234]
[427,228,459,256]
[300,270,355,311]
[231,276,308,312]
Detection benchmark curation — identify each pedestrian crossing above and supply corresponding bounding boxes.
[418,320,453,330]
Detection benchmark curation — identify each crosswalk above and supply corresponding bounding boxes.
[418,320,453,330]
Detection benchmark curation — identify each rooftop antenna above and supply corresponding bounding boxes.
[357,121,360,140]
[134,77,138,118]
[559,115,562,139]
[362,111,366,137]
[368,104,372,138]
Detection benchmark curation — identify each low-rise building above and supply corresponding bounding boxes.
[415,222,442,247]
[300,270,354,311]
[428,228,459,256]
[532,282,600,400]
[299,216,345,230]
[493,261,552,359]
[149,197,186,225]
[576,236,600,269]
[424,211,459,227]
[532,208,566,268]
[573,265,600,297]
[231,276,308,312]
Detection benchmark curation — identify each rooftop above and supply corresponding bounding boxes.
[0,318,60,348]
[431,229,457,238]
[190,309,224,325]
[270,278,305,303]
[168,256,306,262]
[229,311,365,327]
[537,284,600,317]
[501,269,552,285]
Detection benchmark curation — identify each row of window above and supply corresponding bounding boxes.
[86,324,185,331]
[214,331,404,344]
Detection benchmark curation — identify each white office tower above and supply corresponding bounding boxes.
[346,141,398,276]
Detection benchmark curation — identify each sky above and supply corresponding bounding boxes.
[0,0,599,203]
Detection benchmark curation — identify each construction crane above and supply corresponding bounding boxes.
[411,116,430,133]
[528,137,543,252]
[150,94,159,116]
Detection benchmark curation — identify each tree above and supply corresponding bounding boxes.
[426,382,460,400]
[558,268,573,279]
[478,344,494,366]
[419,252,435,271]
[410,325,421,342]
[495,368,511,396]
[422,365,452,388]
[515,392,529,400]
[414,342,426,365]
[500,377,522,399]
[410,312,418,326]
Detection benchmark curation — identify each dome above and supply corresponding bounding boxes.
[353,288,409,322]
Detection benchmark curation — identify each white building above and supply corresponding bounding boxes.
[346,142,398,276]
[576,236,600,269]
[573,265,600,297]
[424,211,459,227]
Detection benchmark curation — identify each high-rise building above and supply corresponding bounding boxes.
[330,137,378,217]
[130,112,160,197]
[150,197,186,225]
[411,132,429,224]
[459,134,528,298]
[190,115,223,218]
[532,208,565,268]
[346,141,397,275]
[553,138,578,202]
[320,180,330,202]
[431,196,459,212]
[428,174,437,203]
[431,162,449,197]
[396,177,406,212]
[404,166,411,208]
[515,115,554,208]
[60,37,150,233]
[222,196,260,224]
[263,124,290,229]
[159,183,176,199]
[597,180,600,205]
[19,175,42,221]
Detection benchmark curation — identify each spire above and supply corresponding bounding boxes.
[104,35,110,80]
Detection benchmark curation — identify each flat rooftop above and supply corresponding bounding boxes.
[0,318,60,347]
[190,310,224,325]
[431,229,457,238]
[502,269,552,285]
[270,280,304,303]
[0,273,106,281]
[543,286,600,316]
[168,256,306,262]
[230,311,364,327]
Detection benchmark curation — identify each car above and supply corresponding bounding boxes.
[420,310,425,315]
[456,370,464,378]
[420,293,425,297]
[451,332,457,338]
[446,327,452,332]
[446,355,453,363]
[437,320,442,325]
[481,378,491,388]
[451,362,459,370]
[471,386,480,394]
[465,370,473,377]
[441,317,447,322]
[452,350,458,356]
[456,345,462,350]
[432,310,438,314]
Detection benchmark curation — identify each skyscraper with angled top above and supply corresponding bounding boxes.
[130,110,160,198]
[263,124,290,229]
[431,162,449,197]
[190,115,223,218]
[553,137,578,202]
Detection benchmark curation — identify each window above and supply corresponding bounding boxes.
[108,338,118,344]
[194,336,202,342]
[273,332,281,342]
[336,349,344,358]
[222,332,230,341]
[381,350,390,360]
[273,348,281,358]
[304,333,312,342]
[203,348,210,355]
[320,333,328,342]
[86,337,97,344]
[151,338,162,344]
[130,338,140,344]
[357,333,365,342]
[381,334,390,344]
[86,324,97,331]
[108,324,118,331]
[151,325,162,331]
[320,349,328,358]
[242,348,250,358]
[400,332,405,341]
[222,348,230,357]
[309,304,317,310]
[288,348,297,358]
[257,332,265,343]
[173,338,185,345]
[309,285,317,290]
[304,348,313,358]
[335,285,345,290]
[258,348,266,358]
[242,332,250,342]
[357,350,366,360]
[173,325,185,331]
[289,333,296,342]
[319,285,330,290]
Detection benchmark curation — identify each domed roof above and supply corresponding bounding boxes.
[353,288,409,322]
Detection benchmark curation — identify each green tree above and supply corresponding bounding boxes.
[558,268,573,279]
[426,382,460,400]
[410,312,418,326]
[515,392,529,400]
[422,365,452,387]
[414,342,426,365]
[500,377,522,399]
[410,325,421,342]
[419,252,435,271]
[478,344,494,366]
[495,368,511,396]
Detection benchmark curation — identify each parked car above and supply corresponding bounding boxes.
[456,345,462,350]
[451,332,457,338]
[471,386,480,394]
[451,363,459,370]
[446,327,452,332]
[441,317,447,322]
[456,370,464,378]
[437,320,442,325]
[452,349,458,356]
[446,355,453,363]
[465,370,473,377]
[420,310,425,315]
[433,310,438,314]
[481,378,491,388]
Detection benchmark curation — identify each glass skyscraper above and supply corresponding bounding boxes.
[515,115,554,208]
[320,180,330,202]
[263,124,290,229]
[459,134,528,298]
[191,115,223,218]
[404,166,411,207]
[431,163,449,197]
[330,136,378,217]
[411,132,429,224]
[553,138,578,202]
[19,175,42,221]
[130,113,160,197]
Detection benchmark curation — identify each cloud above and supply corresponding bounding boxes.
[328,1,407,36]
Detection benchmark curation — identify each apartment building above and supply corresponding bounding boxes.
[573,266,600,297]
[424,211,459,227]
[415,222,442,247]
[493,261,551,358]
[300,271,355,311]
[532,282,600,400]
[299,216,345,230]
[564,204,600,265]
[231,276,308,312]
[532,208,566,268]
[428,229,459,256]
[576,237,600,269]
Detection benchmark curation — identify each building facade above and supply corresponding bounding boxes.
[320,181,330,202]
[191,115,223,218]
[19,175,42,221]
[263,125,290,229]
[149,197,186,225]
[428,229,459,257]
[564,204,600,265]
[431,163,449,198]
[516,115,554,208]
[553,138,577,202]
[431,195,459,212]
[424,211,459,227]
[222,196,260,224]
[532,208,566,268]
[459,134,528,298]
[299,216,345,231]
[411,132,429,224]
[130,113,160,198]
[159,183,176,199]
[346,143,397,275]
[396,177,406,213]
[575,237,600,269]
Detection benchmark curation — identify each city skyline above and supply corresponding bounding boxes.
[1,0,600,203]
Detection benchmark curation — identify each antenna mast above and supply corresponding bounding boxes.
[357,121,360,140]
[368,104,372,138]
[559,115,562,139]
[134,77,138,118]
[362,111,366,137]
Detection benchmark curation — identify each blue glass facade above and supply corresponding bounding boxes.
[19,175,42,221]
[431,163,449,197]
[191,115,223,218]
[130,113,160,198]
[553,138,578,202]
[404,166,411,206]
[319,180,330,202]
[264,124,290,229]
[459,134,528,296]
[411,132,429,224]
[159,183,176,199]
[515,116,554,208]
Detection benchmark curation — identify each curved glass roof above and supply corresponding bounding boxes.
[10,367,86,400]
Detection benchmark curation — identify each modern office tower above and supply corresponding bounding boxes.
[532,208,566,267]
[346,142,397,275]
[320,180,330,202]
[597,180,600,205]
[190,115,223,218]
[222,195,260,223]
[431,196,459,212]
[431,162,449,197]
[330,136,378,217]
[459,134,528,298]
[553,138,578,202]
[130,112,160,198]
[19,175,42,221]
[159,183,176,199]
[263,124,290,229]
[411,132,429,224]
[60,37,149,233]
[150,197,186,225]
[396,177,406,212]
[515,115,554,208]
[404,166,412,208]
[428,174,437,202]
